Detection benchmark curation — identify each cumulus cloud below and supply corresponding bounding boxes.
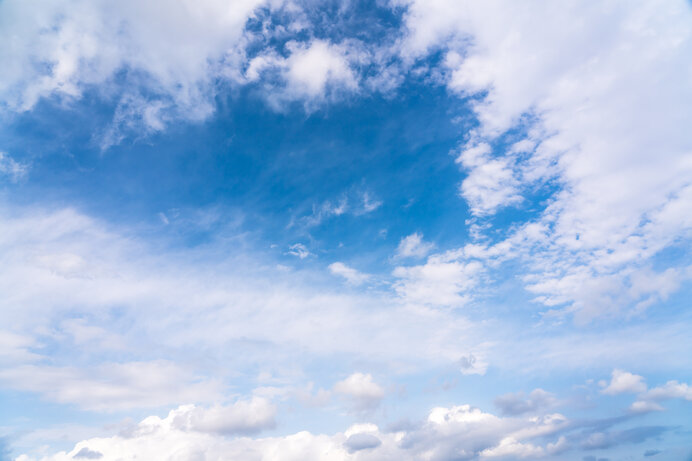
[630,379,692,412]
[343,433,381,453]
[170,398,276,435]
[249,39,360,110]
[0,0,267,123]
[72,447,102,459]
[600,369,647,395]
[644,380,692,401]
[0,1,370,146]
[455,142,522,216]
[18,400,575,461]
[333,372,385,412]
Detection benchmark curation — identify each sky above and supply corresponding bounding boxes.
[0,0,691,460]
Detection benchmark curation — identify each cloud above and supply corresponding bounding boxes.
[328,262,370,286]
[0,204,488,414]
[629,400,664,414]
[246,38,361,110]
[600,369,647,395]
[170,398,276,435]
[360,192,382,214]
[333,372,385,411]
[458,353,488,376]
[0,0,267,123]
[630,379,692,412]
[644,380,692,401]
[494,389,556,416]
[0,361,223,412]
[455,142,522,216]
[393,253,483,307]
[17,400,573,461]
[0,152,29,182]
[295,190,381,229]
[395,233,434,259]
[394,0,692,321]
[343,433,382,453]
[0,1,370,146]
[287,243,311,259]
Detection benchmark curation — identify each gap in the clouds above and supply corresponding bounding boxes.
[0,77,480,278]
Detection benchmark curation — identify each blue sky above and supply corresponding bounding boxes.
[1,1,692,460]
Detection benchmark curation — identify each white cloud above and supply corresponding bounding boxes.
[170,398,276,435]
[395,0,692,320]
[395,233,434,259]
[283,40,358,98]
[287,243,311,259]
[0,1,367,145]
[333,372,385,411]
[0,204,488,412]
[248,39,360,110]
[628,400,664,414]
[643,380,692,401]
[393,254,482,307]
[0,152,29,182]
[600,369,647,395]
[455,142,522,216]
[0,0,267,121]
[479,437,544,459]
[0,331,40,364]
[0,361,223,412]
[328,262,370,286]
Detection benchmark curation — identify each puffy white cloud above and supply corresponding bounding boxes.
[0,1,369,145]
[455,142,522,216]
[18,400,573,461]
[329,262,370,286]
[333,373,385,411]
[600,369,647,395]
[245,38,361,110]
[395,233,434,259]
[170,398,276,435]
[479,437,544,459]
